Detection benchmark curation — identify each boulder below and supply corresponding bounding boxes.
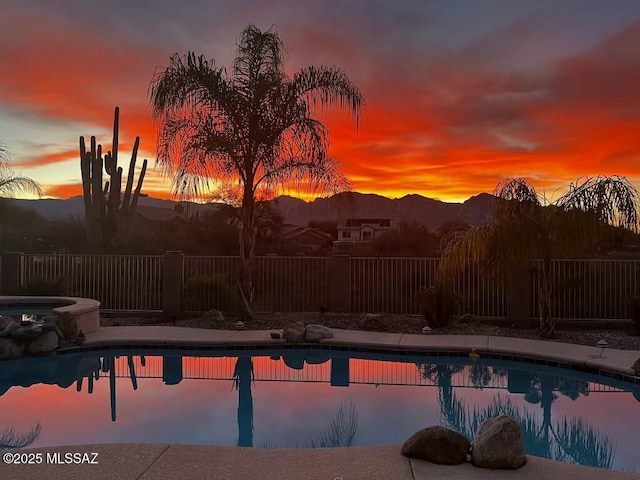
[282,321,306,343]
[0,319,19,338]
[9,324,44,341]
[27,331,59,355]
[0,315,16,330]
[55,312,79,341]
[305,324,333,342]
[202,309,225,324]
[471,415,526,469]
[0,338,25,360]
[401,426,470,465]
[632,357,640,376]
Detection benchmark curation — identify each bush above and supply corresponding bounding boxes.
[417,282,459,328]
[183,274,237,312]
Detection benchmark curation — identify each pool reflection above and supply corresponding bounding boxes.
[0,350,639,473]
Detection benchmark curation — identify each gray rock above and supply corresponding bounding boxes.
[0,315,16,330]
[401,426,470,465]
[471,415,526,469]
[304,324,333,342]
[282,321,306,343]
[10,324,44,341]
[362,313,389,331]
[27,331,59,355]
[0,338,25,360]
[0,319,19,338]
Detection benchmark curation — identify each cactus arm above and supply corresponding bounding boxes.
[121,136,140,218]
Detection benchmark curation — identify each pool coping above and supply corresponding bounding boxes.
[74,326,640,382]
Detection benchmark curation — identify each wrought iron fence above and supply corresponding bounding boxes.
[19,254,163,311]
[182,255,329,312]
[11,253,640,320]
[531,259,640,320]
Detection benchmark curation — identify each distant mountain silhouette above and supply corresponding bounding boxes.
[272,192,495,230]
[9,192,495,231]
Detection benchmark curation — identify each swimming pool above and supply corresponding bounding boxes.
[1,347,639,473]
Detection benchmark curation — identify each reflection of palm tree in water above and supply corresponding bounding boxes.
[232,356,254,447]
[0,424,41,451]
[416,363,614,469]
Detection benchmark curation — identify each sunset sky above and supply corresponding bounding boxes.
[2,0,640,203]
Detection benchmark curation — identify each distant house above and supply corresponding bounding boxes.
[275,224,333,254]
[334,218,392,250]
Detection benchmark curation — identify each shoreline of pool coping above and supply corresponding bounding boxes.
[58,326,640,382]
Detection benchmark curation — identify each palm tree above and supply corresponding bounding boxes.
[440,176,640,338]
[0,140,43,197]
[149,25,364,319]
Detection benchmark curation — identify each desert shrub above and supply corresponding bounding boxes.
[417,282,459,328]
[183,274,237,312]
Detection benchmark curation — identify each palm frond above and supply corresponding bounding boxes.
[0,424,42,450]
[302,402,358,448]
[291,66,365,125]
[558,175,640,232]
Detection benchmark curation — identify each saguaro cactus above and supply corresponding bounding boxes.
[79,107,147,250]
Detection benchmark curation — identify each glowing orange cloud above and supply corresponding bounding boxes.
[2,9,640,204]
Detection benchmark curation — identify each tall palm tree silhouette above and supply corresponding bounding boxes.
[232,356,254,447]
[149,24,364,319]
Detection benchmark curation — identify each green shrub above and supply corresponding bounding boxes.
[183,274,237,312]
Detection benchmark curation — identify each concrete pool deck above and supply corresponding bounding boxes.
[4,326,639,480]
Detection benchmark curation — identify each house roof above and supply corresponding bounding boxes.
[280,225,333,242]
[338,218,392,229]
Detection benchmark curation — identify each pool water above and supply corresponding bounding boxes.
[1,348,639,473]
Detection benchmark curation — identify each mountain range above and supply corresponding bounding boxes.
[8,191,495,231]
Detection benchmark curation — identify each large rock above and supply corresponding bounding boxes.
[471,415,526,469]
[305,324,333,342]
[401,426,470,465]
[0,338,25,360]
[27,331,59,355]
[0,318,19,337]
[9,324,44,341]
[0,315,16,330]
[282,321,306,343]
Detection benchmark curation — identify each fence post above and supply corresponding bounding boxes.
[163,251,184,318]
[1,252,22,295]
[508,262,531,327]
[328,255,351,312]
